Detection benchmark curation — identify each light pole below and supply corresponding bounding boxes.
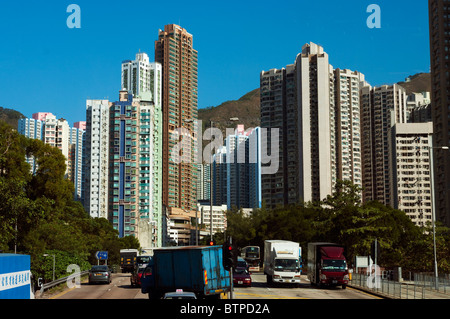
[209,118,239,243]
[185,117,239,244]
[428,144,449,289]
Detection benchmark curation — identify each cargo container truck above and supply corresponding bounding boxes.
[263,240,301,286]
[120,249,138,273]
[307,242,349,289]
[140,246,231,299]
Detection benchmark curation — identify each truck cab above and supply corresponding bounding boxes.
[264,240,302,286]
[307,243,349,289]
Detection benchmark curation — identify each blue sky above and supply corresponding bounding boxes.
[0,0,429,126]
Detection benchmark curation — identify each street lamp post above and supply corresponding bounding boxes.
[428,144,449,290]
[185,117,239,244]
[210,120,214,243]
[209,118,239,243]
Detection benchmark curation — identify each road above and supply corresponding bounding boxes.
[234,273,378,299]
[41,272,379,300]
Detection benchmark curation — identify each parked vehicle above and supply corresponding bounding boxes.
[88,265,111,285]
[120,249,138,273]
[141,246,231,299]
[233,267,252,287]
[264,240,301,286]
[307,242,349,289]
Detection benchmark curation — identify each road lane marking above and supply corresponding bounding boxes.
[347,286,383,299]
[234,292,308,299]
[49,287,76,299]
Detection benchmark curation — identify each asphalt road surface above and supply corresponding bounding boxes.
[40,272,379,300]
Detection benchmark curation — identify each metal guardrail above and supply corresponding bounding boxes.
[350,273,450,299]
[39,270,89,296]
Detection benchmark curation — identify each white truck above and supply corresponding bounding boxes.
[264,240,301,286]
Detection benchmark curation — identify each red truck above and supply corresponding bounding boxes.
[307,243,349,289]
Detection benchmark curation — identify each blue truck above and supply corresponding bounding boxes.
[141,245,231,299]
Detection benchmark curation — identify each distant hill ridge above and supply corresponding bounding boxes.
[198,72,431,132]
[0,107,25,129]
[0,72,431,133]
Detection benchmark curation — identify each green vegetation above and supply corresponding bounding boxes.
[0,106,25,130]
[0,121,140,283]
[225,180,450,274]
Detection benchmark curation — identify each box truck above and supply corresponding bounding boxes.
[140,246,231,299]
[263,240,301,286]
[307,242,349,289]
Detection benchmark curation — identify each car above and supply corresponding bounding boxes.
[88,265,111,284]
[237,257,249,271]
[163,289,197,299]
[131,265,150,287]
[233,267,252,287]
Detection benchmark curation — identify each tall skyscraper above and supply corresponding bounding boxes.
[295,42,335,203]
[84,99,110,219]
[333,68,365,192]
[69,125,85,202]
[42,114,71,173]
[197,163,211,201]
[121,52,163,247]
[360,84,408,205]
[260,43,366,207]
[122,52,162,105]
[260,65,298,209]
[212,125,262,210]
[212,146,228,207]
[18,113,85,201]
[429,0,450,226]
[18,117,44,172]
[107,89,162,247]
[155,24,198,244]
[389,122,434,227]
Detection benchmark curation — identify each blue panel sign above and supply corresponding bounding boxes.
[96,251,108,260]
[0,254,31,299]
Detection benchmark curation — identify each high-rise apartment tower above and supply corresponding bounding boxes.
[429,0,450,226]
[155,24,199,243]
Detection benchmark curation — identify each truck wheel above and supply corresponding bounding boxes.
[342,285,347,289]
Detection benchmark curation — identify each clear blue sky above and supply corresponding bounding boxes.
[0,0,429,126]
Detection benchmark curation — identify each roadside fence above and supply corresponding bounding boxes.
[350,272,450,299]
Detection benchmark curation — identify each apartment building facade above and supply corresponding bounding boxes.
[260,43,368,207]
[260,65,298,208]
[155,24,198,245]
[18,112,85,201]
[360,84,408,205]
[429,0,450,226]
[389,122,434,227]
[84,99,110,219]
[334,69,365,192]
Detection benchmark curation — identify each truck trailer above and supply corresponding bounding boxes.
[120,249,138,273]
[307,242,349,289]
[140,245,231,299]
[263,240,301,286]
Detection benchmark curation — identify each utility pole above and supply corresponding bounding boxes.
[229,236,234,299]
